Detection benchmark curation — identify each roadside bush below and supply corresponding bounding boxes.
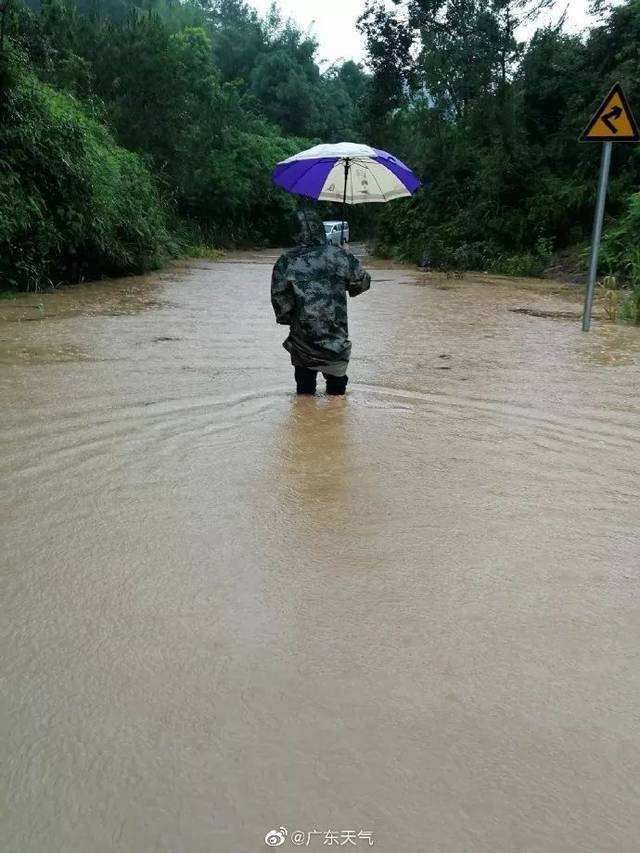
[599,194,640,324]
[619,285,640,325]
[489,239,555,278]
[0,55,175,292]
[601,194,640,282]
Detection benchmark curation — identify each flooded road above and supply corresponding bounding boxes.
[2,252,640,853]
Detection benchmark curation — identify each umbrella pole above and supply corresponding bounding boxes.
[341,159,350,247]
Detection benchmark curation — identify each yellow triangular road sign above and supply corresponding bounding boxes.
[580,82,640,142]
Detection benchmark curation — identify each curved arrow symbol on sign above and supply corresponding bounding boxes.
[601,105,622,133]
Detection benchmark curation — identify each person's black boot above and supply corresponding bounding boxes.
[324,374,348,396]
[295,367,317,395]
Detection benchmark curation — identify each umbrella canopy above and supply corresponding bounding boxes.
[272,142,421,205]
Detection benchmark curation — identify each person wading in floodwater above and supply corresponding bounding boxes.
[271,209,371,396]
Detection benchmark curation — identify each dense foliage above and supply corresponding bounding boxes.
[358,0,640,284]
[1,0,639,296]
[1,0,368,289]
[0,46,175,289]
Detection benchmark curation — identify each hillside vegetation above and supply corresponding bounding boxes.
[1,0,639,302]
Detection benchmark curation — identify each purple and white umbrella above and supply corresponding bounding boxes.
[272,142,421,206]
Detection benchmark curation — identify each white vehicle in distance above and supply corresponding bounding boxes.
[323,220,350,245]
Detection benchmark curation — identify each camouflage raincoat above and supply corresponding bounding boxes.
[271,212,371,376]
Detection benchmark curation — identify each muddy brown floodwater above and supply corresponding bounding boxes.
[2,251,640,853]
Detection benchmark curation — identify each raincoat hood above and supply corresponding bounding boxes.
[292,210,326,248]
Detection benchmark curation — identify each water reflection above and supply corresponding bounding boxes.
[272,395,355,532]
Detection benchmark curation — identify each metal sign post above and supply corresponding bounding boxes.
[579,82,640,331]
[582,141,612,332]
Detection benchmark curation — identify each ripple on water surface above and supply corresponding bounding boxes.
[2,257,640,853]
